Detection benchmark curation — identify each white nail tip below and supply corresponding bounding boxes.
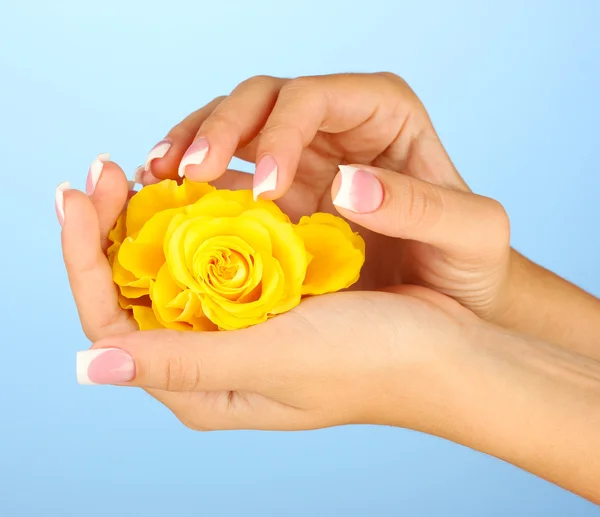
[89,153,110,193]
[178,147,208,178]
[76,348,115,385]
[55,181,70,221]
[133,166,144,184]
[253,166,278,201]
[333,165,359,211]
[144,141,172,171]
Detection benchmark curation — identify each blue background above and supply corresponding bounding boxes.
[1,0,599,515]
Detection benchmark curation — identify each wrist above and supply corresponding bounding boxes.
[491,249,600,359]
[491,249,539,328]
[437,323,600,503]
[379,315,490,437]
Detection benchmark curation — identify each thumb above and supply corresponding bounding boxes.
[331,164,510,257]
[76,325,281,392]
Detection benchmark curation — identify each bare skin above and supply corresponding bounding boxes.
[57,72,600,503]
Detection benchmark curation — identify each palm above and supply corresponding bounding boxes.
[152,288,471,431]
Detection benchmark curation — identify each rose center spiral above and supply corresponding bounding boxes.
[205,249,249,289]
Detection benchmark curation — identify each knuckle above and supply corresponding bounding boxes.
[161,347,202,392]
[375,71,401,82]
[281,76,318,97]
[168,97,226,139]
[397,180,443,230]
[483,197,511,248]
[375,72,421,107]
[375,71,409,90]
[260,120,304,148]
[81,312,131,343]
[240,74,278,89]
[203,107,242,135]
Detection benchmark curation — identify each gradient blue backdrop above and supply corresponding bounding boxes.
[1,1,598,515]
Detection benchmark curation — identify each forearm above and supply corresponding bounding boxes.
[495,249,600,360]
[440,325,600,504]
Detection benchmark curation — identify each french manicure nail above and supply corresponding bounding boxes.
[85,153,110,196]
[133,165,144,184]
[178,136,209,178]
[76,348,135,385]
[333,165,384,213]
[253,155,278,200]
[144,139,172,172]
[55,181,70,227]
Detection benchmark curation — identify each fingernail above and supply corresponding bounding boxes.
[333,165,384,213]
[178,136,209,178]
[76,348,135,385]
[55,181,70,227]
[253,155,278,200]
[127,180,136,191]
[144,139,172,172]
[141,169,162,186]
[133,165,144,185]
[85,153,110,195]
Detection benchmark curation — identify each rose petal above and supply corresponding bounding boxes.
[295,213,365,295]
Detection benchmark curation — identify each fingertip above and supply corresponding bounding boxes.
[331,164,384,215]
[85,153,110,196]
[144,138,194,180]
[252,154,279,200]
[55,180,70,227]
[94,161,129,193]
[144,139,173,173]
[76,347,136,386]
[177,136,210,180]
[61,189,101,256]
[133,165,144,185]
[140,169,163,185]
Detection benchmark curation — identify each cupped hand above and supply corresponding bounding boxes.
[59,159,480,431]
[142,73,511,320]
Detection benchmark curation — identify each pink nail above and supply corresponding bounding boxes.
[85,153,110,195]
[178,136,209,177]
[332,166,384,213]
[55,181,70,227]
[76,348,135,385]
[253,155,278,200]
[144,139,172,172]
[133,165,144,185]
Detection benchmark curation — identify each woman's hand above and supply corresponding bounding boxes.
[141,72,600,356]
[142,74,510,318]
[60,160,478,432]
[78,288,476,432]
[59,163,600,504]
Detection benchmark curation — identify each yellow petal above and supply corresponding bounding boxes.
[112,251,152,298]
[186,189,290,223]
[166,214,273,293]
[118,294,151,310]
[201,255,285,330]
[295,213,365,295]
[151,264,216,331]
[190,236,262,301]
[118,207,184,280]
[107,211,127,263]
[127,179,215,235]
[132,306,164,330]
[244,208,308,313]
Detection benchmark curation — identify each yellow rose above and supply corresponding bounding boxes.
[108,179,365,331]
